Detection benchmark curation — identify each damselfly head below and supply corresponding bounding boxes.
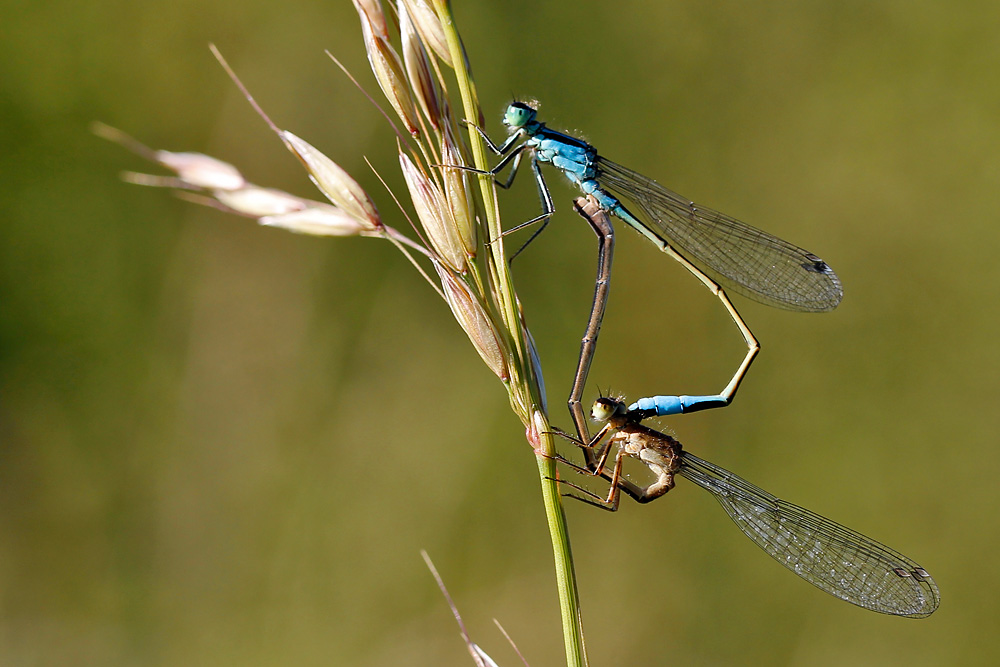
[503,101,537,129]
[591,397,626,423]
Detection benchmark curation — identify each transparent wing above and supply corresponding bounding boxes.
[678,452,939,617]
[597,157,843,312]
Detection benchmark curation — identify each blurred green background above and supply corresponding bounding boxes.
[3,0,998,664]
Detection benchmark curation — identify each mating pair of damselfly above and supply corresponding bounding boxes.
[455,102,939,618]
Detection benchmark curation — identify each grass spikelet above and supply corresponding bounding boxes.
[440,127,476,256]
[435,261,509,381]
[282,131,382,228]
[400,0,443,131]
[399,151,466,273]
[356,5,420,136]
[351,0,388,39]
[401,0,452,66]
[259,205,371,237]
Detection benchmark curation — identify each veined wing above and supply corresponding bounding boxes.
[678,452,939,617]
[597,158,842,312]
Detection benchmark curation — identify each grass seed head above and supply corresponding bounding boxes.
[282,131,382,229]
[399,152,466,273]
[154,151,246,191]
[400,0,443,131]
[440,130,476,257]
[213,185,306,217]
[351,0,388,39]
[436,263,509,381]
[357,7,420,136]
[400,0,452,66]
[260,205,372,236]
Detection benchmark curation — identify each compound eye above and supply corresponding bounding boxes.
[504,103,535,128]
[591,397,616,422]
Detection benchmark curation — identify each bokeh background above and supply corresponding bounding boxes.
[3,1,998,664]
